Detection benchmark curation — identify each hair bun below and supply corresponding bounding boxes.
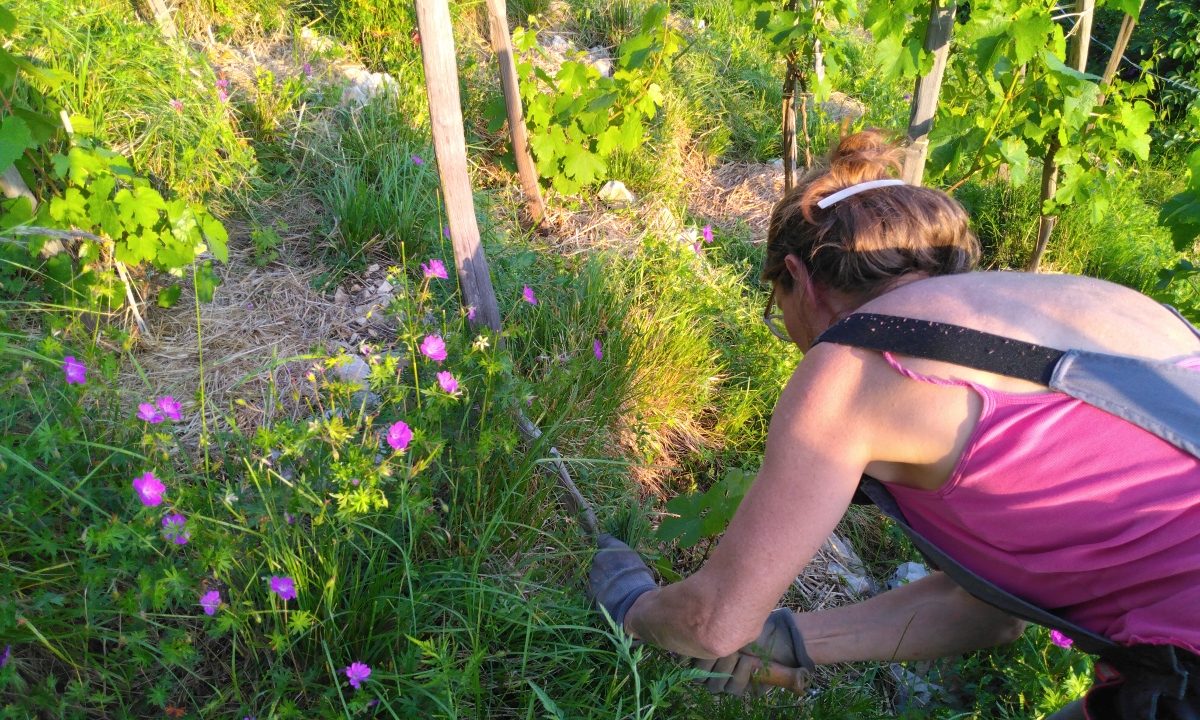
[826,128,903,183]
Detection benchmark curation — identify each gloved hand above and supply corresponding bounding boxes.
[694,608,815,696]
[588,533,656,630]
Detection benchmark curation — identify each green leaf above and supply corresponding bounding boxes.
[998,136,1031,185]
[595,125,622,156]
[562,145,606,186]
[118,228,158,264]
[0,6,16,34]
[195,260,222,302]
[616,116,644,152]
[0,115,34,170]
[200,213,229,263]
[1159,190,1200,252]
[157,284,182,308]
[1011,9,1054,65]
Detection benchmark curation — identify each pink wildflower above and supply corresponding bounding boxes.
[1050,630,1074,649]
[467,306,477,321]
[522,286,538,305]
[63,356,87,385]
[200,590,221,616]
[436,371,458,394]
[701,224,713,244]
[593,339,603,360]
[387,421,413,451]
[162,513,190,545]
[302,62,313,78]
[421,258,448,280]
[411,154,424,166]
[137,402,165,424]
[419,335,447,363]
[132,471,166,507]
[345,661,371,690]
[268,575,297,601]
[170,99,184,113]
[156,396,182,421]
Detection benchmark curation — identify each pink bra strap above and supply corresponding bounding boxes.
[882,351,973,388]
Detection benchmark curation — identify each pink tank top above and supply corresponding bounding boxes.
[882,352,1200,654]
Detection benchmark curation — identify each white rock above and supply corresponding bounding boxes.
[888,561,929,590]
[598,180,635,206]
[824,533,879,597]
[586,46,613,78]
[377,279,393,295]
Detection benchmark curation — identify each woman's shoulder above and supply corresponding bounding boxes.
[852,272,1200,360]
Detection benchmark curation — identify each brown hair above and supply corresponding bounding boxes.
[761,130,980,299]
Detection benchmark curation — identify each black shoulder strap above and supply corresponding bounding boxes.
[815,313,1064,385]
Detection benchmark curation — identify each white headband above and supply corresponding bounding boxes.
[816,179,906,209]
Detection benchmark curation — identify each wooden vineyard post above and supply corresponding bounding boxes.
[414,0,503,332]
[484,0,546,226]
[901,0,956,186]
[1099,1,1143,104]
[1028,0,1094,272]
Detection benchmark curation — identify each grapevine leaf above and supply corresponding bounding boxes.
[195,260,222,303]
[998,137,1031,185]
[1160,177,1200,252]
[156,284,182,308]
[119,228,158,265]
[200,213,229,263]
[1011,9,1054,65]
[595,125,622,156]
[0,6,15,34]
[620,33,655,70]
[562,145,606,186]
[1043,50,1101,83]
[616,115,643,152]
[1107,0,1142,15]
[0,115,34,170]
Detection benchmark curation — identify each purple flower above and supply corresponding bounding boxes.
[691,242,703,255]
[302,62,313,78]
[522,286,538,305]
[436,371,458,394]
[345,661,372,690]
[137,402,165,424]
[215,78,230,91]
[170,98,184,113]
[467,305,477,321]
[63,356,87,385]
[419,335,448,363]
[268,575,297,601]
[284,512,296,525]
[156,396,182,421]
[593,339,603,360]
[411,154,424,166]
[162,513,190,545]
[421,258,448,280]
[132,471,166,507]
[200,590,221,616]
[386,420,413,451]
[442,226,451,238]
[701,224,713,244]
[218,89,230,103]
[1050,630,1074,649]
[0,645,9,668]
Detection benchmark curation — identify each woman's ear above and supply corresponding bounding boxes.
[782,254,808,287]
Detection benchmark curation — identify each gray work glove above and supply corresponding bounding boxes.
[588,533,656,629]
[694,608,815,696]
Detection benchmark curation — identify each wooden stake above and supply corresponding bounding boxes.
[484,0,546,226]
[1099,2,1143,104]
[902,0,956,186]
[415,0,503,332]
[782,56,799,193]
[1029,0,1094,272]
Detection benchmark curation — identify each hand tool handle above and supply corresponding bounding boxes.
[749,656,811,695]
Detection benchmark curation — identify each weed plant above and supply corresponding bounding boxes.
[12,0,257,204]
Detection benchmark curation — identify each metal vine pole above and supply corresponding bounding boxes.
[483,0,546,226]
[1028,0,1095,272]
[901,0,956,187]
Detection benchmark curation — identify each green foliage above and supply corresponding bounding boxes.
[507,6,678,194]
[657,466,754,547]
[0,3,228,312]
[735,0,859,98]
